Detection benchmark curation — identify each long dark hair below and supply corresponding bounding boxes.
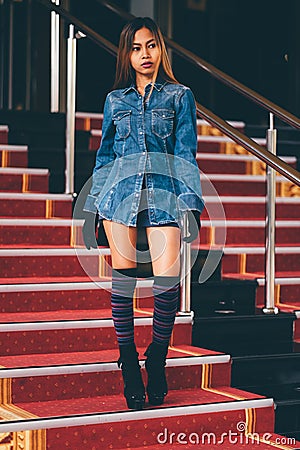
[113,17,178,89]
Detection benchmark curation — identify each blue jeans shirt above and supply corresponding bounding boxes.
[84,79,204,226]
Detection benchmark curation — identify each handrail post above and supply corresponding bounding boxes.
[263,113,279,314]
[180,212,192,315]
[65,24,76,194]
[51,0,60,112]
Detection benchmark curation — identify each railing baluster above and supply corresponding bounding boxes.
[50,0,60,112]
[263,113,279,314]
[65,23,76,195]
[180,212,192,314]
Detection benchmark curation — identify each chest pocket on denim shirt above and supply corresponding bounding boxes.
[113,110,131,138]
[152,109,175,139]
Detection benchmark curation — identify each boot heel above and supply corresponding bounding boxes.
[126,395,145,410]
[145,343,168,406]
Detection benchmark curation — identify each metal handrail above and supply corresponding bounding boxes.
[194,103,300,186]
[98,0,300,131]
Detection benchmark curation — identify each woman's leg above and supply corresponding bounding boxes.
[103,220,138,345]
[103,220,145,410]
[146,226,181,344]
[145,226,181,405]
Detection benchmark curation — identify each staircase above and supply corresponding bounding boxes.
[0,114,299,449]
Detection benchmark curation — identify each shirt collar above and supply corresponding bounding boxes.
[122,78,167,95]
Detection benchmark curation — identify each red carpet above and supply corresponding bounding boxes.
[0,118,299,449]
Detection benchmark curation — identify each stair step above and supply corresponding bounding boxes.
[0,314,193,355]
[6,351,230,404]
[1,217,299,247]
[192,312,296,356]
[0,192,73,218]
[231,343,300,388]
[0,218,77,246]
[0,247,110,279]
[197,153,297,175]
[0,396,274,449]
[0,167,49,193]
[221,246,300,274]
[200,219,300,246]
[0,144,28,167]
[202,174,299,197]
[197,135,266,154]
[0,125,9,144]
[0,279,158,313]
[202,196,300,219]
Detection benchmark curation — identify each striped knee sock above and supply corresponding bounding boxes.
[111,268,137,346]
[152,276,180,345]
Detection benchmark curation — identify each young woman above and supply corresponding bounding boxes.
[83,17,204,410]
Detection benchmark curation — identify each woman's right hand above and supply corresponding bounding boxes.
[82,212,99,249]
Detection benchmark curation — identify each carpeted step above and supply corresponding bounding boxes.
[0,125,9,144]
[6,350,230,403]
[202,196,300,220]
[0,193,73,218]
[0,144,28,167]
[0,218,76,246]
[0,247,105,279]
[0,314,193,355]
[0,344,223,370]
[256,277,300,309]
[0,281,112,312]
[197,153,297,175]
[221,246,300,275]
[197,135,266,154]
[75,111,103,131]
[0,279,161,313]
[200,219,300,246]
[201,174,299,197]
[0,167,49,193]
[0,395,274,449]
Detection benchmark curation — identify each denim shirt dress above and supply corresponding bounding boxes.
[84,79,204,227]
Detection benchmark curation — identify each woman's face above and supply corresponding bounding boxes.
[130,27,161,84]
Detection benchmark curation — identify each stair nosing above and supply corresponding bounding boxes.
[0,314,193,332]
[0,397,274,433]
[0,144,27,151]
[0,279,153,292]
[0,354,231,379]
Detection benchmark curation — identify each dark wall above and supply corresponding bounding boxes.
[172,0,297,124]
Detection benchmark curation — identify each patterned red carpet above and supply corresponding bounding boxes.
[0,118,299,449]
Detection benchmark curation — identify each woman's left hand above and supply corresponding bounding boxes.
[182,210,201,243]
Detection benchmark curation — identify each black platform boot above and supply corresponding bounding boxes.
[118,343,146,410]
[144,342,169,406]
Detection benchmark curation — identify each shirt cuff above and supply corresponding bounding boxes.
[178,193,204,213]
[83,194,98,214]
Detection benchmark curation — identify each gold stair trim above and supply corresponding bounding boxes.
[1,150,8,168]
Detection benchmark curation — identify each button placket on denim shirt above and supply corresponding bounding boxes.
[83,80,204,226]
